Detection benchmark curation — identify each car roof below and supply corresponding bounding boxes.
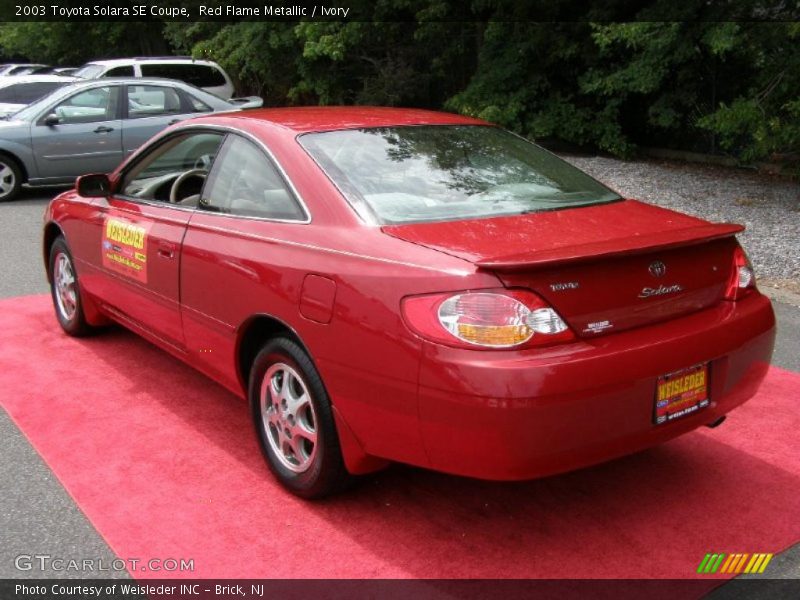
[0,74,77,86]
[83,58,220,67]
[54,77,231,106]
[213,106,489,133]
[62,77,204,89]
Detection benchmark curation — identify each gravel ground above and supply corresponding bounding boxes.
[562,155,800,289]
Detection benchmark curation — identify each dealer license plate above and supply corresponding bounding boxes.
[654,363,710,425]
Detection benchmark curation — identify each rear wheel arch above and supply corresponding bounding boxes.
[249,336,353,497]
[236,314,386,481]
[236,314,313,395]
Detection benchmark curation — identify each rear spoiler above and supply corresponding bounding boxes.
[229,96,263,109]
[475,223,744,271]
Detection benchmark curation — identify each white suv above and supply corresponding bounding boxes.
[74,57,234,99]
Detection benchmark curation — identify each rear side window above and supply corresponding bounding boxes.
[140,64,226,88]
[103,65,135,77]
[0,82,64,103]
[183,92,213,113]
[200,136,306,221]
[127,85,183,118]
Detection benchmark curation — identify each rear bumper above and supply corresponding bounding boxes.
[417,292,776,480]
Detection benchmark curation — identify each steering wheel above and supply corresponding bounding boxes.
[169,169,207,204]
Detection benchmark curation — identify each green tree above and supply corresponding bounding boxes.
[0,22,168,65]
[1,0,798,167]
[697,23,800,163]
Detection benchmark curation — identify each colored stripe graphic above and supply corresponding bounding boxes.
[758,554,774,573]
[697,554,712,573]
[730,554,748,573]
[745,554,761,573]
[720,554,735,573]
[711,554,725,573]
[697,553,726,573]
[703,553,774,574]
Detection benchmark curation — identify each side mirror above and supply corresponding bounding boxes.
[76,173,111,198]
[43,113,60,126]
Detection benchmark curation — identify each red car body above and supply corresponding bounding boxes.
[43,107,776,482]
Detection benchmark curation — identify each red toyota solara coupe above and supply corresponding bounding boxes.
[44,107,775,497]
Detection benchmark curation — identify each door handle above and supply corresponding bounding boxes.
[157,241,176,259]
[94,126,114,134]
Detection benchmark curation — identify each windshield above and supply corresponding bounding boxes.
[300,125,621,224]
[74,64,105,79]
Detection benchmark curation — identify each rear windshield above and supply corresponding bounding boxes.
[0,81,66,104]
[300,125,620,224]
[74,64,105,79]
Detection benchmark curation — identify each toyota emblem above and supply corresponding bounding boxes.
[649,261,666,277]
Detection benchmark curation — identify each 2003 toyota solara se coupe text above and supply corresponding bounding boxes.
[43,107,776,498]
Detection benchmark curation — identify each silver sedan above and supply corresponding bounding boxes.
[0,78,262,201]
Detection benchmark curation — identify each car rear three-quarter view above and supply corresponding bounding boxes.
[43,107,776,498]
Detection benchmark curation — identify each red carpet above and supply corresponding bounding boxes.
[1,294,798,579]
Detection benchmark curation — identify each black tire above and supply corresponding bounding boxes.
[0,154,22,202]
[249,337,352,498]
[48,237,94,337]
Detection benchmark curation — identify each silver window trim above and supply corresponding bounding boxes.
[114,123,312,225]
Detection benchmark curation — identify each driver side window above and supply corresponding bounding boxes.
[52,86,119,125]
[120,131,224,204]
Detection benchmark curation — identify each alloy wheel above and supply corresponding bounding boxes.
[0,162,16,199]
[260,362,318,473]
[53,252,77,322]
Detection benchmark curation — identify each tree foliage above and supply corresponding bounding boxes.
[0,22,168,64]
[1,0,797,166]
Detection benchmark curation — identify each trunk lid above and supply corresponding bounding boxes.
[383,200,741,336]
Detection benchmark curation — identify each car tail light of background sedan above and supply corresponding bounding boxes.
[402,290,575,349]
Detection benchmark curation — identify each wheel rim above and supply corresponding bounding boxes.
[0,162,16,198]
[260,362,318,473]
[53,252,77,322]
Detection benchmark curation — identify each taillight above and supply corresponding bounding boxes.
[401,290,575,349]
[724,245,756,301]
